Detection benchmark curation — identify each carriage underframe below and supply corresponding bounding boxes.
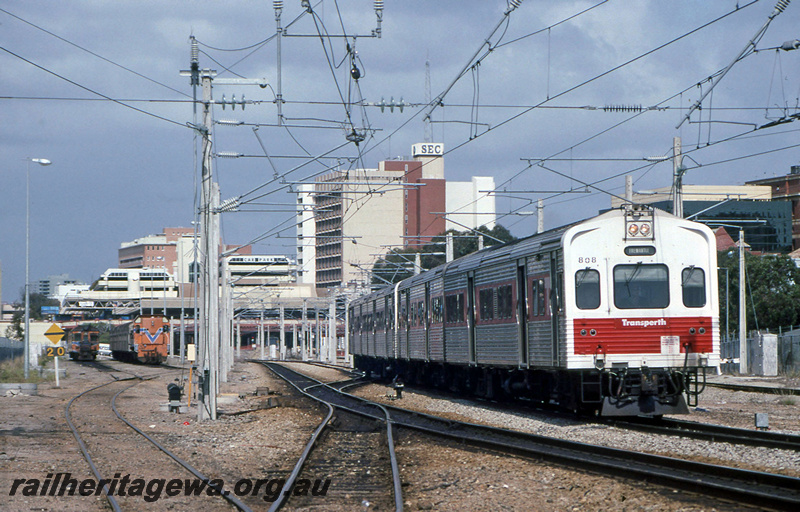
[354,354,706,417]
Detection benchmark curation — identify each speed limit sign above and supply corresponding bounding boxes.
[46,346,66,357]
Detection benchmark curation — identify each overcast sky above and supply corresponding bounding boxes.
[2,0,800,303]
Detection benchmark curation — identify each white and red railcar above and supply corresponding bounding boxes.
[349,205,719,416]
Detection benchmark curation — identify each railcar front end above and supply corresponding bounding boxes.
[563,205,719,415]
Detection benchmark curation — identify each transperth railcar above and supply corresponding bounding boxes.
[349,205,719,416]
[109,315,170,364]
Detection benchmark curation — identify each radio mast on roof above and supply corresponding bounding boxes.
[424,57,432,142]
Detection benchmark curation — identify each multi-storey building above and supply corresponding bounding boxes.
[747,165,800,251]
[36,273,83,297]
[296,184,317,285]
[314,167,405,289]
[446,176,496,232]
[304,144,498,290]
[118,227,251,285]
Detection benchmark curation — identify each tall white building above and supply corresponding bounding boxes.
[446,176,496,231]
[296,184,317,285]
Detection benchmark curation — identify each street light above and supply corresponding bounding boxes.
[24,157,52,379]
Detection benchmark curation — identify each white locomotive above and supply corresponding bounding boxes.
[349,205,719,416]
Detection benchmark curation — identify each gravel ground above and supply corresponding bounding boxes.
[347,379,800,479]
[2,358,796,511]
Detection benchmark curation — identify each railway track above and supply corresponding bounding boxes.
[65,368,251,511]
[278,363,800,511]
[344,372,800,453]
[604,415,800,451]
[706,381,800,396]
[259,362,403,511]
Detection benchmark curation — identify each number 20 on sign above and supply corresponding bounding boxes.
[46,346,66,357]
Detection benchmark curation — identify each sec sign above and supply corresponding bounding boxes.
[412,143,444,157]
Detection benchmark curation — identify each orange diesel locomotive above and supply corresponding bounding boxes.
[110,315,170,364]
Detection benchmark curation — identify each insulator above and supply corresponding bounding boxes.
[190,37,199,63]
[775,0,790,13]
[509,0,524,10]
[603,104,643,112]
[273,0,283,9]
[781,39,800,51]
[374,0,384,11]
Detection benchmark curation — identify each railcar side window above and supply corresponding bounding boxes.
[682,267,706,308]
[479,288,495,320]
[613,263,669,309]
[575,269,601,310]
[431,296,444,323]
[497,284,513,319]
[531,279,546,317]
[445,293,465,323]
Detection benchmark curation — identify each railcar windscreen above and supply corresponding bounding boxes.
[613,263,669,309]
[575,269,601,309]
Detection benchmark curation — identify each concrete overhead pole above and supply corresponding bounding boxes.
[328,298,337,363]
[259,304,265,360]
[738,228,748,374]
[279,304,286,360]
[196,68,218,422]
[302,299,308,361]
[537,199,544,233]
[672,137,684,218]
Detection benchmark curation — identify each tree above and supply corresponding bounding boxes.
[371,224,518,285]
[6,291,60,340]
[717,251,800,336]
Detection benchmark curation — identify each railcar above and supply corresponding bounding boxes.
[67,325,100,361]
[109,315,170,364]
[349,205,720,416]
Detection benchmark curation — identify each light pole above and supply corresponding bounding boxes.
[24,157,52,380]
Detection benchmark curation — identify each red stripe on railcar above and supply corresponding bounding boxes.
[573,317,713,355]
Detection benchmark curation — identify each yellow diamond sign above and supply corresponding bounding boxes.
[44,324,65,345]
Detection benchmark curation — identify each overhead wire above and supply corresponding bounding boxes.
[0,7,190,99]
[436,1,769,225]
[0,46,187,129]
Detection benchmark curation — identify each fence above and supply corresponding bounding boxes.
[0,337,24,363]
[778,331,800,376]
[720,328,800,376]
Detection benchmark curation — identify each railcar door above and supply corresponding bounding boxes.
[517,261,528,367]
[549,252,561,366]
[424,282,431,361]
[467,272,476,365]
[403,289,411,359]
